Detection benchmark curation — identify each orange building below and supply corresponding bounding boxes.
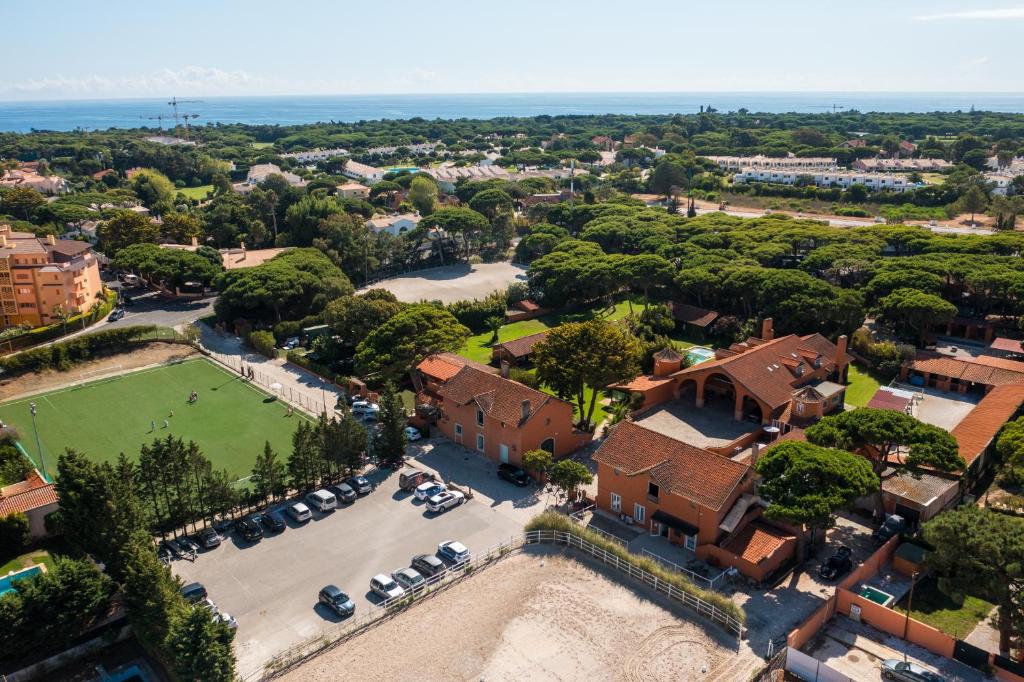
[413,353,591,464]
[593,420,796,581]
[0,225,105,329]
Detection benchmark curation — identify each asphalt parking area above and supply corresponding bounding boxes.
[172,439,549,678]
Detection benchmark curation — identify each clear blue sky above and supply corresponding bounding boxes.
[3,0,1022,100]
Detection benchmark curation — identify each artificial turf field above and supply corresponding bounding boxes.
[0,358,307,481]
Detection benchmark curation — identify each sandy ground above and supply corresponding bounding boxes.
[0,342,196,401]
[280,550,759,682]
[358,262,528,304]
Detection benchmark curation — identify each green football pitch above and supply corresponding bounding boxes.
[0,358,308,482]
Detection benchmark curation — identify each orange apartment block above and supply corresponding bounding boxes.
[593,420,796,581]
[0,225,105,329]
[412,353,591,464]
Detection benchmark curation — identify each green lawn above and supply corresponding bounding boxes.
[845,364,884,407]
[0,548,56,575]
[178,184,214,200]
[0,358,307,482]
[893,577,995,639]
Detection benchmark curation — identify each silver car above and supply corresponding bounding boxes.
[391,567,426,592]
[881,659,944,682]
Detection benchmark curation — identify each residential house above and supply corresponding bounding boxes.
[734,168,914,193]
[841,139,868,148]
[988,337,1024,359]
[365,213,421,237]
[341,160,387,184]
[490,330,550,366]
[280,147,348,163]
[0,226,105,329]
[413,355,590,462]
[851,158,951,172]
[593,421,795,581]
[670,302,719,337]
[337,182,370,200]
[591,135,616,151]
[898,140,917,156]
[0,470,58,539]
[0,169,68,195]
[244,163,307,187]
[705,155,838,172]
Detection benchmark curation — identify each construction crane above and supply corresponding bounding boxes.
[167,97,202,129]
[808,104,846,114]
[180,114,200,141]
[140,114,165,131]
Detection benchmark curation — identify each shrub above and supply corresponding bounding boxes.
[524,511,744,623]
[0,325,157,375]
[0,513,29,560]
[447,291,507,333]
[247,330,277,359]
[509,367,539,388]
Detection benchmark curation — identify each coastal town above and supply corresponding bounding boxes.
[3,4,1024,682]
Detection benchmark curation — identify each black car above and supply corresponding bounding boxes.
[198,528,222,549]
[347,476,373,495]
[318,584,355,617]
[497,463,531,487]
[818,546,853,581]
[328,482,357,503]
[234,515,264,542]
[178,536,200,554]
[411,553,447,579]
[161,538,184,558]
[873,514,906,545]
[258,510,286,533]
[181,582,208,603]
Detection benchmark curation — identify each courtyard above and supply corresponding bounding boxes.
[0,357,304,481]
[357,261,528,304]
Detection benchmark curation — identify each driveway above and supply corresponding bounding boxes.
[107,290,215,331]
[912,386,980,431]
[173,439,550,679]
[357,262,528,304]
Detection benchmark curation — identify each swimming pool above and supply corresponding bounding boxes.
[685,346,716,366]
[859,584,896,607]
[0,564,43,596]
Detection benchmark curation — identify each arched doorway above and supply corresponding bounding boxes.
[741,396,763,424]
[702,372,736,410]
[539,438,555,454]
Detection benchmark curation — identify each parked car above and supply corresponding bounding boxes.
[404,426,422,442]
[411,553,447,580]
[281,336,301,350]
[287,502,312,523]
[497,463,531,487]
[426,490,465,513]
[817,546,853,581]
[437,540,471,567]
[328,482,357,503]
[235,515,264,542]
[178,536,201,554]
[369,573,406,600]
[108,308,126,322]
[391,567,426,592]
[415,482,446,502]
[305,489,338,513]
[198,528,222,549]
[180,582,208,604]
[873,514,907,545]
[318,584,355,617]
[259,510,286,533]
[347,475,373,495]
[199,598,238,630]
[881,658,944,681]
[351,401,380,417]
[161,538,184,558]
[399,469,434,491]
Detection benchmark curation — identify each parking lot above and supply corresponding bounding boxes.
[172,439,552,678]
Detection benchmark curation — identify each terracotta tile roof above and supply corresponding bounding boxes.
[671,303,719,327]
[417,355,467,382]
[673,333,845,410]
[867,388,911,412]
[721,523,793,565]
[610,374,674,392]
[437,365,561,426]
[881,468,959,507]
[594,421,751,511]
[0,471,58,516]
[990,338,1023,353]
[515,299,541,312]
[653,346,682,362]
[493,330,550,359]
[950,383,1024,466]
[907,353,1024,387]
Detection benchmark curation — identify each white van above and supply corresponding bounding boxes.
[121,273,140,287]
[305,489,337,513]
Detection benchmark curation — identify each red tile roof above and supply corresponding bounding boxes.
[950,384,1024,466]
[437,365,563,426]
[867,388,911,412]
[594,421,751,511]
[671,303,719,328]
[721,523,793,565]
[907,353,1024,387]
[990,338,1024,353]
[493,330,550,359]
[610,374,674,392]
[417,355,466,382]
[0,471,58,516]
[673,333,846,410]
[514,299,541,312]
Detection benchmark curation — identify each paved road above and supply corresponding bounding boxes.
[173,439,553,678]
[106,289,215,331]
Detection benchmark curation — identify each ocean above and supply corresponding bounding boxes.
[1,92,1023,133]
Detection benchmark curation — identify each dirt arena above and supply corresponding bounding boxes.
[280,550,760,682]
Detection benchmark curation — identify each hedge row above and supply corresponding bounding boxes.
[0,325,158,375]
[524,510,744,624]
[0,290,117,354]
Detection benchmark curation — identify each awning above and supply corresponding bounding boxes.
[651,510,698,536]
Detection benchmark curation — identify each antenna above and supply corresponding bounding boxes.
[167,96,203,129]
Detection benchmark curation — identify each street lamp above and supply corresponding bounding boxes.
[903,570,920,661]
[28,402,46,482]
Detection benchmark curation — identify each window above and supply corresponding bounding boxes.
[684,534,697,552]
[476,434,484,452]
[454,423,463,436]
[633,503,645,523]
[647,481,659,501]
[476,409,484,427]
[610,493,621,512]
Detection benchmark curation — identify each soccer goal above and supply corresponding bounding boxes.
[78,364,123,382]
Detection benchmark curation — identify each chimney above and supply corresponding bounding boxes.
[500,360,510,379]
[191,236,198,248]
[521,399,531,421]
[761,317,774,341]
[750,441,760,467]
[46,234,56,245]
[837,334,848,364]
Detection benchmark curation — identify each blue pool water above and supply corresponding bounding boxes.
[686,347,716,365]
[0,564,42,596]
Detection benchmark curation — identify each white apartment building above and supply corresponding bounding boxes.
[734,168,914,193]
[342,161,387,184]
[852,158,951,172]
[706,154,838,172]
[365,213,421,237]
[281,147,348,163]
